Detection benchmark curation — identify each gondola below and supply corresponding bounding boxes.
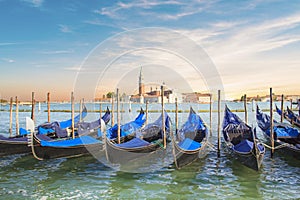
[0,105,89,157]
[29,108,111,160]
[170,107,208,169]
[257,106,300,159]
[222,106,265,171]
[104,111,172,165]
[282,106,300,128]
[275,105,299,127]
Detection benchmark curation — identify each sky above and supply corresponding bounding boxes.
[1,0,300,101]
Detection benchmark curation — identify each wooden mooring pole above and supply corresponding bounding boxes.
[270,88,274,158]
[47,92,50,122]
[71,92,75,139]
[15,96,19,136]
[161,85,166,149]
[111,95,114,126]
[244,94,248,124]
[209,94,212,137]
[280,94,284,123]
[9,97,13,136]
[117,89,121,144]
[217,90,221,158]
[31,92,35,121]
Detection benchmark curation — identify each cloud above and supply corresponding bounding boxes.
[21,0,44,7]
[177,13,300,62]
[1,58,15,63]
[59,24,72,33]
[64,66,81,71]
[40,50,74,54]
[0,42,19,46]
[94,0,214,20]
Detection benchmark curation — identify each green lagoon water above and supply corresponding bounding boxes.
[0,102,299,199]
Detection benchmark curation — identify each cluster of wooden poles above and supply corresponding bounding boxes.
[7,92,51,137]
[7,92,86,140]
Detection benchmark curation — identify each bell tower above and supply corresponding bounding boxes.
[139,66,145,96]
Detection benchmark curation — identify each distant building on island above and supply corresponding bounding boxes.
[95,66,213,104]
[130,67,181,104]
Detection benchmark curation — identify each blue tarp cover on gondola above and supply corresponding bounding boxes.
[38,126,55,134]
[19,128,29,136]
[40,135,100,147]
[178,107,206,142]
[233,139,253,153]
[178,138,201,150]
[267,126,300,138]
[107,109,145,139]
[115,137,150,148]
[257,106,299,138]
[223,106,253,142]
[59,105,87,129]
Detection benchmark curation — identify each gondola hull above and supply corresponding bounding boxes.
[31,134,103,159]
[172,141,208,169]
[0,139,30,156]
[223,142,264,171]
[262,132,300,160]
[105,138,163,164]
[284,116,300,128]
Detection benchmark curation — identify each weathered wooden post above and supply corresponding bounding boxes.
[280,94,284,123]
[161,85,166,149]
[217,90,221,158]
[71,92,75,139]
[31,92,35,121]
[117,88,121,144]
[15,96,19,136]
[146,100,149,125]
[209,94,212,137]
[244,94,248,124]
[47,92,50,122]
[111,95,114,126]
[270,88,274,158]
[9,97,13,136]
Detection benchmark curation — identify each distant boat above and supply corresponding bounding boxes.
[170,107,208,169]
[257,106,300,160]
[222,105,265,171]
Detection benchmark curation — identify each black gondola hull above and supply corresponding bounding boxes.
[32,134,103,159]
[223,142,264,171]
[0,140,30,156]
[172,141,208,169]
[105,138,163,164]
[262,132,300,160]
